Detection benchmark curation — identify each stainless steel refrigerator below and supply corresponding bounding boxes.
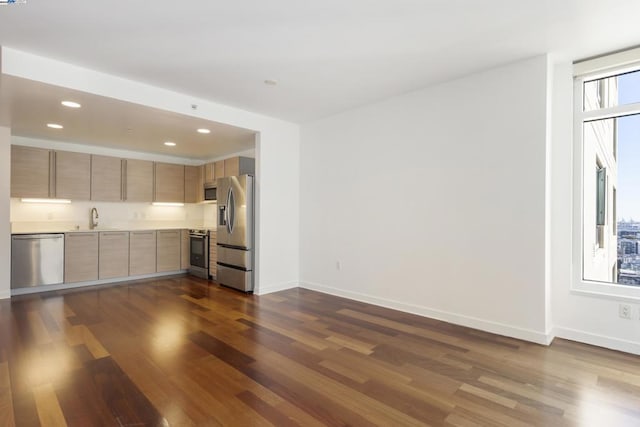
[217,174,254,292]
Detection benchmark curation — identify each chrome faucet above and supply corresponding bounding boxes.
[90,207,99,230]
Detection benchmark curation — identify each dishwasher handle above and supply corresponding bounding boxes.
[12,234,64,240]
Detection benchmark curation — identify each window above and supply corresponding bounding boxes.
[575,48,640,296]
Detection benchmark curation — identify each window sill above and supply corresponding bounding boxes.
[572,280,640,303]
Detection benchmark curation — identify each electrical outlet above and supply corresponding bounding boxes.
[619,304,632,319]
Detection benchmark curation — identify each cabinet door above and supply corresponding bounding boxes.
[224,157,239,177]
[214,160,225,180]
[56,151,91,200]
[11,145,52,198]
[65,233,99,283]
[184,165,201,204]
[204,163,215,185]
[209,231,217,279]
[197,165,205,203]
[181,229,190,270]
[99,232,130,279]
[223,157,255,177]
[155,163,185,203]
[125,159,154,202]
[129,231,157,275]
[157,230,181,272]
[91,155,122,202]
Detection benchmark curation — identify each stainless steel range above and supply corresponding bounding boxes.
[188,229,209,279]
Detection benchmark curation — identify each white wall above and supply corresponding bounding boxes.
[551,61,640,355]
[300,56,551,343]
[1,47,300,295]
[0,127,10,299]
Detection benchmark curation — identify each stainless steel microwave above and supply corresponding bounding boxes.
[204,183,217,202]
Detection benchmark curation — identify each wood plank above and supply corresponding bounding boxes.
[0,363,15,427]
[33,383,68,427]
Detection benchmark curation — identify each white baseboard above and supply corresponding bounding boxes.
[256,281,299,296]
[0,289,10,300]
[10,270,189,296]
[300,281,553,346]
[554,326,640,356]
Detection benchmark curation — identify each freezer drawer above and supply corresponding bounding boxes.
[217,264,253,292]
[11,234,64,288]
[217,246,252,270]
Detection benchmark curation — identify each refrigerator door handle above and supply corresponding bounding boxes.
[227,187,235,234]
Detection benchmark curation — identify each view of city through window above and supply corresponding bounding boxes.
[582,69,640,286]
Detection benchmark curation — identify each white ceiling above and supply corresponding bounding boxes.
[0,75,256,160]
[1,1,640,124]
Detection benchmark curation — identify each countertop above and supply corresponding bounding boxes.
[11,225,217,235]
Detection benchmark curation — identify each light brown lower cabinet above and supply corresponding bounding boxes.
[99,232,130,279]
[129,231,157,276]
[157,230,181,272]
[181,229,190,270]
[65,233,99,283]
[209,231,217,279]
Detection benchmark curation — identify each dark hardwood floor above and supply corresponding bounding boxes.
[1,276,640,426]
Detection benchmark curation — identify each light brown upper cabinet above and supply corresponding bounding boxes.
[214,160,225,180]
[55,151,91,200]
[184,165,202,204]
[124,159,154,202]
[154,162,185,203]
[223,157,255,178]
[11,145,52,198]
[204,162,215,185]
[91,155,123,202]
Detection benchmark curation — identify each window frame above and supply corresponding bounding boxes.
[573,54,640,302]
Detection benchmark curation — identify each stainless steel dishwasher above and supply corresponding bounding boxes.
[11,234,65,289]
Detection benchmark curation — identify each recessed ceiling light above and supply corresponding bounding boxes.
[164,141,176,147]
[61,101,81,108]
[264,79,278,86]
[47,123,63,129]
[197,128,211,134]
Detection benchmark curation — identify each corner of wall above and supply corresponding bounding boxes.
[0,126,11,299]
[255,281,299,296]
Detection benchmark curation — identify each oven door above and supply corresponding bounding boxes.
[190,234,208,269]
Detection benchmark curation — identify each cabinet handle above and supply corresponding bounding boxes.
[132,231,154,235]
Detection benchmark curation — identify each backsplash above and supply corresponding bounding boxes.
[10,199,216,232]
